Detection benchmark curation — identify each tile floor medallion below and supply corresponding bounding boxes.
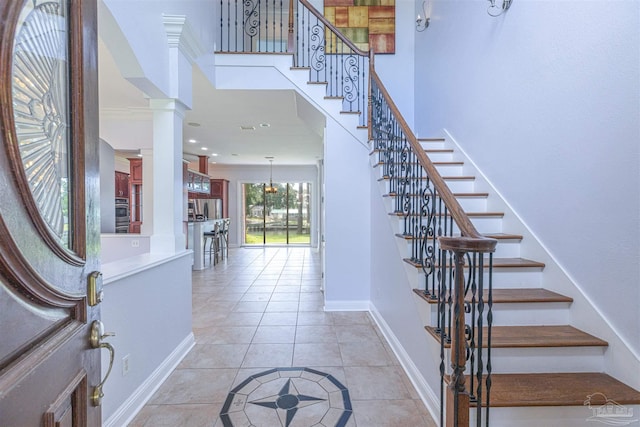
[219,367,352,427]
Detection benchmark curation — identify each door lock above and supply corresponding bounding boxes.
[87,271,103,306]
[89,320,115,407]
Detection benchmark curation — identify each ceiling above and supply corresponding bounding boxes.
[98,39,325,166]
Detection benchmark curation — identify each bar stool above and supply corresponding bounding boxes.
[219,219,230,259]
[203,222,221,265]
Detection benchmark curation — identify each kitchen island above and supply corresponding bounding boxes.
[187,218,228,270]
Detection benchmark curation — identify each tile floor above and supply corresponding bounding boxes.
[130,247,436,427]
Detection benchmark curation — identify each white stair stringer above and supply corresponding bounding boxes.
[371,134,640,425]
[437,130,640,392]
[212,53,367,145]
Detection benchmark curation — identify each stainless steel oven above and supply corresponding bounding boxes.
[115,197,129,233]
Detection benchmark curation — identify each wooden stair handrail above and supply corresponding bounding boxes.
[297,0,369,58]
[369,67,497,254]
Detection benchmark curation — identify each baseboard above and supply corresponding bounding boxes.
[323,300,370,311]
[369,303,441,425]
[104,333,196,427]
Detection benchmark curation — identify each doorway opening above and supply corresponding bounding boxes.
[243,182,311,245]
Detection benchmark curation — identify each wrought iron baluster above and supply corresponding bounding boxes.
[475,254,485,426]
[467,252,478,404]
[485,253,494,427]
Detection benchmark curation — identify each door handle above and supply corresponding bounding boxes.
[89,320,115,407]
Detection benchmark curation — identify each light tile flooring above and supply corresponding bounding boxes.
[130,247,436,427]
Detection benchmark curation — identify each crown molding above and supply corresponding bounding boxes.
[162,14,205,64]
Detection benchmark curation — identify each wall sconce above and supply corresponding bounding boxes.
[416,1,430,32]
[487,0,513,17]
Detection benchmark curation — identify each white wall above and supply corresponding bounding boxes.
[414,1,640,356]
[100,0,216,99]
[369,169,441,417]
[373,0,417,128]
[323,121,371,309]
[101,253,193,424]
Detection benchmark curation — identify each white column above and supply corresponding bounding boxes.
[148,98,187,253]
[140,148,153,236]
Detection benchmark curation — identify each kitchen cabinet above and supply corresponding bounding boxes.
[128,158,143,233]
[210,179,229,218]
[187,169,212,198]
[129,158,143,184]
[115,171,129,198]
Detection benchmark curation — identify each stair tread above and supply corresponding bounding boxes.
[425,325,608,348]
[385,192,489,198]
[374,161,464,167]
[369,148,454,155]
[482,232,523,241]
[396,232,521,241]
[418,138,446,142]
[404,257,546,269]
[459,373,640,407]
[390,211,504,217]
[412,288,573,304]
[377,176,475,182]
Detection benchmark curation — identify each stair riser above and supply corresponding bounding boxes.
[484,302,570,325]
[414,270,544,289]
[427,302,571,328]
[400,239,520,258]
[424,152,454,162]
[486,347,606,374]
[434,164,464,175]
[475,405,640,427]
[453,217,503,234]
[490,241,521,258]
[419,141,447,150]
[444,180,476,193]
[439,346,605,376]
[455,197,488,212]
[490,270,544,288]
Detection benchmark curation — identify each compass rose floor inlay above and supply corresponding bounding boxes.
[220,367,352,427]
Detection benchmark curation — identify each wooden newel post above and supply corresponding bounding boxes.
[446,249,470,427]
[287,0,295,52]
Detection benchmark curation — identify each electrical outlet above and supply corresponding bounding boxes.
[122,354,130,376]
[131,240,139,248]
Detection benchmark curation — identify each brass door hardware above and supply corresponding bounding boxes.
[89,320,115,406]
[87,271,103,307]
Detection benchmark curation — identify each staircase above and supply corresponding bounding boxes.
[211,0,640,423]
[371,136,640,426]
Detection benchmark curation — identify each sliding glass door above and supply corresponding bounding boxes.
[243,182,311,245]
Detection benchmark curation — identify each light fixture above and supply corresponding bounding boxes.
[416,0,430,32]
[265,158,277,194]
[487,0,513,17]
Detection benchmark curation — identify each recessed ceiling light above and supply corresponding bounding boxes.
[137,153,143,157]
[240,126,256,131]
[210,153,218,157]
[231,154,239,156]
[188,122,201,127]
[260,123,270,128]
[201,147,208,151]
[188,139,197,143]
[265,156,274,159]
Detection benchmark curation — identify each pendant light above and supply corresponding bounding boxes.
[265,158,277,193]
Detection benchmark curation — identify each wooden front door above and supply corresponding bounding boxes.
[0,1,103,425]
